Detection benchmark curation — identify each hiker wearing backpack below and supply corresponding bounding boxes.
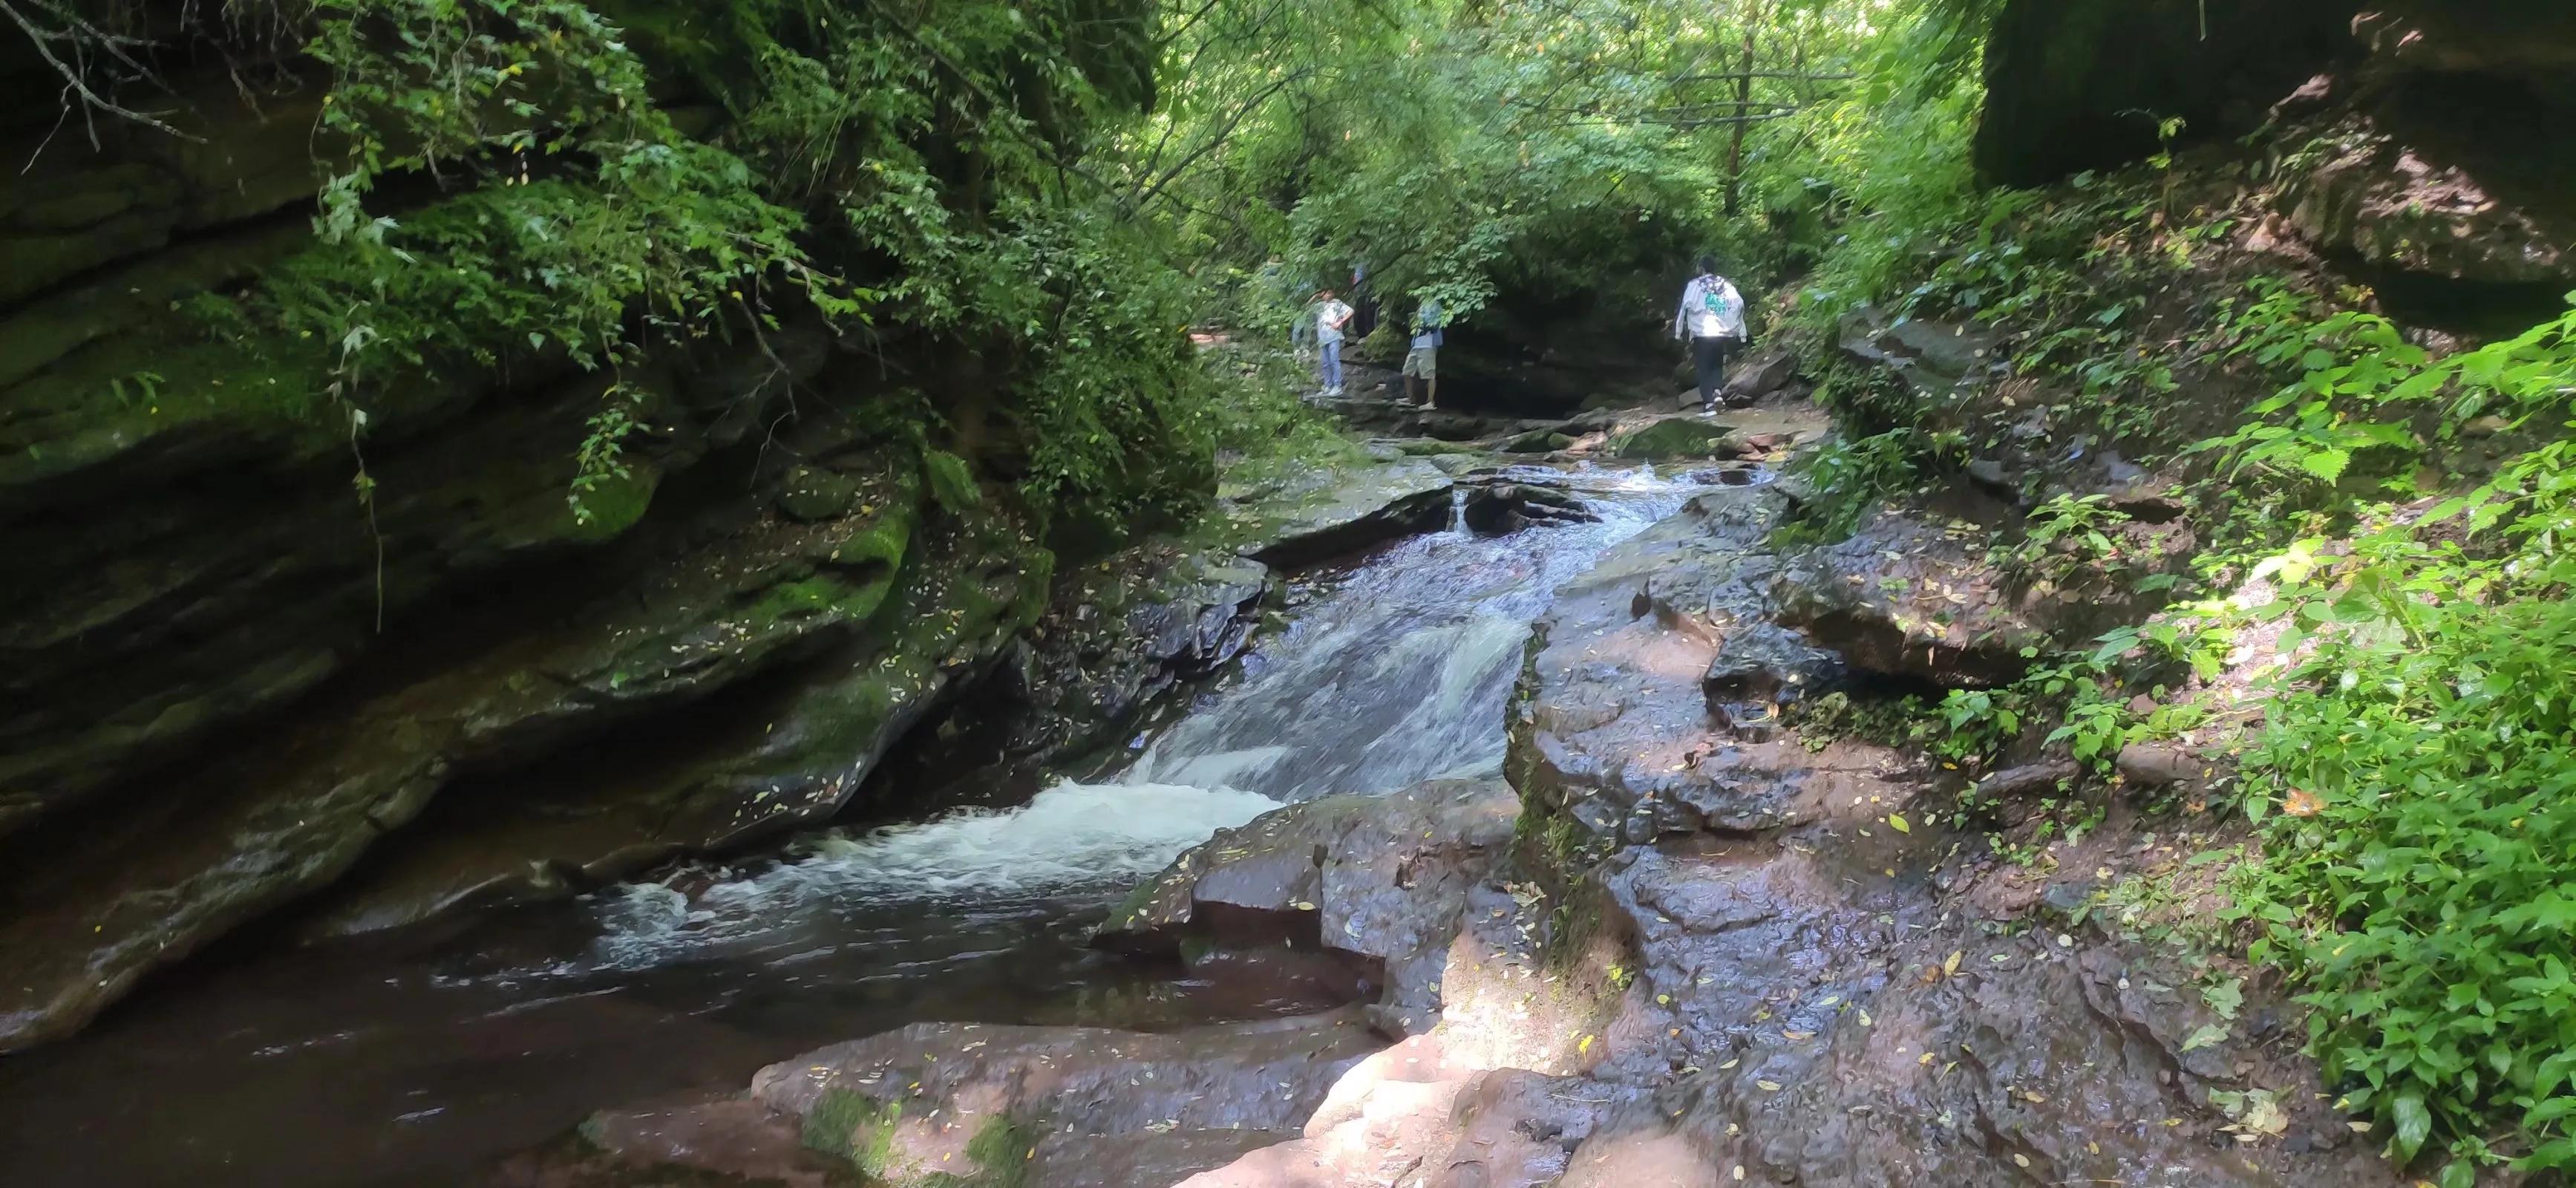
[1405,297,1444,408]
[1673,258,1747,413]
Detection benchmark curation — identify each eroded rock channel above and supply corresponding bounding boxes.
[0,422,1713,1187]
[509,399,2398,1188]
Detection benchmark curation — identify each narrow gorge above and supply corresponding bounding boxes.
[6,1,2576,1187]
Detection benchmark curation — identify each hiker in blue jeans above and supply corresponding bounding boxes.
[1314,289,1355,395]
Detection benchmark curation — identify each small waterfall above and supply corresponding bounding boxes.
[1122,465,1690,802]
[1448,484,1470,535]
[572,782,1278,972]
[572,464,1703,970]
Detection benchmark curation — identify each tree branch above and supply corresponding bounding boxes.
[1126,66,1314,213]
[4,0,197,153]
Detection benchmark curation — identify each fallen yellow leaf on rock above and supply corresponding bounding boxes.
[1756,1080,1782,1091]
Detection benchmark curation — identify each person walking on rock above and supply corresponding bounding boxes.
[1404,297,1444,408]
[1314,288,1355,396]
[1673,257,1747,413]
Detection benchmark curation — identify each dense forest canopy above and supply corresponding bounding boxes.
[12,0,2576,1184]
[8,0,1989,527]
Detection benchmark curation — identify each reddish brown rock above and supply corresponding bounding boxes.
[1098,778,1521,1032]
[1769,506,2047,689]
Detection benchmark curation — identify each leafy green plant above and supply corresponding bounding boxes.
[569,380,650,525]
[2216,296,2576,1181]
[1998,493,2131,584]
[301,0,834,383]
[1776,426,1958,544]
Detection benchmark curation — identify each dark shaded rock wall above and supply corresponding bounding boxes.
[1974,0,2353,187]
[0,0,1174,1051]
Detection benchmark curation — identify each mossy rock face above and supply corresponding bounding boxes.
[778,465,863,522]
[802,1089,903,1174]
[0,430,996,1048]
[798,1091,1028,1187]
[568,466,662,544]
[635,505,1057,853]
[1606,418,1745,460]
[823,451,923,575]
[1503,428,1579,454]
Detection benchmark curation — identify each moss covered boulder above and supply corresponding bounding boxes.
[1501,428,1578,454]
[1604,416,1749,460]
[777,465,866,523]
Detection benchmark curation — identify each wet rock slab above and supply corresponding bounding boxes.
[1507,486,1851,843]
[898,546,1277,797]
[1768,504,2047,688]
[1556,933,2404,1188]
[1099,778,1521,1032]
[1469,477,2404,1188]
[1174,873,1646,1188]
[566,1010,1383,1188]
[1234,457,1457,568]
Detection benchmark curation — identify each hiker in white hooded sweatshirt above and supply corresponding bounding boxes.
[1673,257,1747,413]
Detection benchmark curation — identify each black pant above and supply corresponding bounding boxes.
[1692,335,1742,408]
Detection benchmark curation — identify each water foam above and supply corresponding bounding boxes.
[788,780,1278,895]
[563,780,1278,973]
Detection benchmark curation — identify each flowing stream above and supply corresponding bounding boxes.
[0,462,1709,1188]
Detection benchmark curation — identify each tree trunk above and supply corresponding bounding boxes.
[1724,1,1762,217]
